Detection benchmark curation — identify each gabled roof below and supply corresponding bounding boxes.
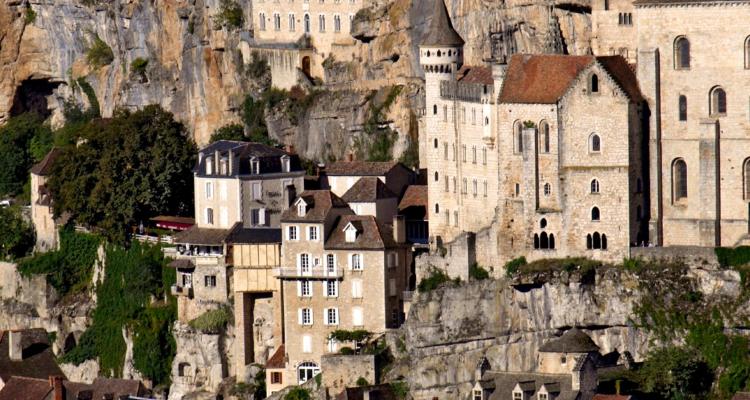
[398,185,428,211]
[62,377,146,400]
[421,0,465,47]
[195,140,302,177]
[266,345,285,369]
[225,223,282,244]
[30,148,62,176]
[281,190,351,223]
[325,161,405,177]
[498,54,642,105]
[0,329,64,383]
[341,177,397,203]
[0,377,52,400]
[538,328,600,353]
[325,215,399,250]
[457,65,493,85]
[486,372,575,400]
[172,226,231,245]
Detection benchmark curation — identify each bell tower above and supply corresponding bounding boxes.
[419,0,465,103]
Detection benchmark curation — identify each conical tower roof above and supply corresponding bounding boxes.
[421,0,465,47]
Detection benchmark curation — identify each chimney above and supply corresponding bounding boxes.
[8,330,22,361]
[228,149,234,175]
[393,215,406,244]
[48,376,64,400]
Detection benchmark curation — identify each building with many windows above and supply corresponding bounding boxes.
[270,190,411,392]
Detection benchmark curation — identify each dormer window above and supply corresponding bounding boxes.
[251,159,260,175]
[220,158,228,175]
[282,156,291,173]
[473,389,483,400]
[206,157,213,175]
[345,228,357,243]
[513,390,523,400]
[297,203,306,217]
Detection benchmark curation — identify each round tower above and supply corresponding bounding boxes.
[420,0,465,100]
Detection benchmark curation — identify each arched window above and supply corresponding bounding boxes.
[544,183,551,197]
[273,13,281,31]
[591,206,600,221]
[679,95,687,121]
[745,36,750,69]
[540,218,547,229]
[549,234,555,249]
[318,14,326,32]
[540,121,550,153]
[586,234,593,249]
[674,37,690,69]
[514,121,523,153]
[602,234,608,250]
[534,234,540,249]
[540,232,549,249]
[743,158,750,199]
[437,50,442,57]
[259,13,267,31]
[298,362,320,384]
[433,105,437,115]
[590,134,601,153]
[590,74,599,93]
[593,232,601,249]
[435,203,439,214]
[434,171,439,181]
[672,158,688,202]
[433,138,438,148]
[591,179,600,193]
[710,87,727,115]
[304,14,311,33]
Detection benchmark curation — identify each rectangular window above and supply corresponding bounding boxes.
[206,208,214,225]
[473,390,482,400]
[251,209,260,226]
[252,182,262,200]
[205,182,213,199]
[389,278,397,296]
[482,147,487,165]
[352,307,363,326]
[259,13,266,31]
[445,176,449,192]
[204,275,217,287]
[513,392,522,400]
[326,280,338,297]
[299,308,313,325]
[299,280,312,297]
[289,13,295,31]
[271,372,282,384]
[351,279,363,298]
[325,308,339,325]
[299,254,310,274]
[302,335,312,353]
[308,226,318,241]
[326,254,336,275]
[288,226,298,240]
[351,254,362,270]
[462,145,467,162]
[484,180,488,197]
[473,180,478,196]
[472,146,477,163]
[443,142,448,160]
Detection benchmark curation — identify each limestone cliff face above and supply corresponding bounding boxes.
[399,264,744,399]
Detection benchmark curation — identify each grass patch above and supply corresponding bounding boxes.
[24,7,36,24]
[188,307,231,334]
[469,263,490,281]
[86,34,114,68]
[418,268,458,293]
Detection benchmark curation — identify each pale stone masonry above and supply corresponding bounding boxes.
[29,148,61,253]
[273,190,411,391]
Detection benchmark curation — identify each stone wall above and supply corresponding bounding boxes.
[320,354,376,396]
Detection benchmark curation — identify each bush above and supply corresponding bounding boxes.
[189,307,231,334]
[469,263,490,281]
[329,329,372,343]
[285,387,311,400]
[214,0,244,30]
[418,269,452,293]
[356,377,369,386]
[0,113,53,198]
[24,7,36,24]
[390,381,409,400]
[622,257,645,272]
[210,123,246,143]
[0,206,35,260]
[130,57,148,80]
[523,120,536,128]
[339,347,355,355]
[504,256,527,277]
[715,246,750,268]
[132,303,176,384]
[247,51,270,79]
[86,35,114,68]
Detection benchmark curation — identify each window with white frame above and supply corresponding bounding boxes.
[351,254,362,270]
[288,226,298,240]
[289,13,295,31]
[298,280,312,297]
[205,182,213,199]
[205,157,213,174]
[351,279,363,298]
[297,202,306,217]
[325,280,338,297]
[327,338,338,353]
[252,182,262,200]
[259,13,266,30]
[299,308,313,325]
[251,160,260,174]
[206,208,214,225]
[326,254,336,275]
[352,306,363,326]
[324,308,339,325]
[308,226,318,241]
[299,254,311,274]
[204,275,217,287]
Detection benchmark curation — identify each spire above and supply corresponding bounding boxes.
[421,0,465,47]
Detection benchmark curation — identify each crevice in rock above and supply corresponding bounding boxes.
[10,78,61,119]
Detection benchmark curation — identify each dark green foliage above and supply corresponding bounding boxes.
[418,269,454,292]
[47,106,196,242]
[247,51,270,79]
[361,86,403,162]
[17,226,99,296]
[398,131,419,169]
[0,206,35,260]
[523,120,536,128]
[0,113,53,197]
[329,329,372,343]
[242,95,277,144]
[188,307,231,334]
[504,256,527,277]
[638,346,713,399]
[214,0,244,30]
[76,78,101,119]
[367,131,396,162]
[61,241,174,384]
[130,58,148,80]
[24,7,36,24]
[356,377,369,386]
[86,35,114,68]
[715,247,750,268]
[285,387,311,400]
[339,347,355,355]
[210,123,246,143]
[390,381,409,400]
[254,367,267,398]
[469,263,490,281]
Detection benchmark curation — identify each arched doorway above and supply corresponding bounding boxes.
[301,56,311,78]
[298,361,320,384]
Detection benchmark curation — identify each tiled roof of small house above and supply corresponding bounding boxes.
[225,224,282,244]
[62,377,145,400]
[457,65,494,85]
[398,185,428,211]
[266,345,285,369]
[733,393,750,400]
[325,215,399,250]
[421,0,465,47]
[499,54,642,105]
[593,395,633,400]
[341,177,397,203]
[281,190,351,223]
[485,371,577,400]
[0,329,64,383]
[172,226,231,245]
[538,328,600,353]
[325,161,404,177]
[30,148,62,176]
[0,377,52,400]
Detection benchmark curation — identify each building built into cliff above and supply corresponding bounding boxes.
[30,148,62,253]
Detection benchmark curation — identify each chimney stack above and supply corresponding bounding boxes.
[8,330,22,361]
[393,215,406,244]
[48,376,64,400]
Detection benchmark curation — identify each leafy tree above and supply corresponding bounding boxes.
[132,304,176,384]
[284,388,311,400]
[0,206,34,260]
[214,0,244,30]
[639,346,713,399]
[209,123,246,143]
[48,106,196,242]
[0,113,53,198]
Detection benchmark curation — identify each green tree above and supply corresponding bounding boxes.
[209,123,246,143]
[48,106,196,242]
[639,346,713,399]
[284,388,311,400]
[0,206,34,260]
[0,113,52,198]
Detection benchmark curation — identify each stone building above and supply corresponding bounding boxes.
[272,190,411,392]
[248,0,362,88]
[420,0,647,264]
[591,0,637,63]
[321,161,415,200]
[29,148,61,253]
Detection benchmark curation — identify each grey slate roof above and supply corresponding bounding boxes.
[195,140,302,177]
[538,328,600,353]
[225,224,282,244]
[0,329,64,383]
[341,177,397,203]
[421,0,465,47]
[484,371,578,400]
[281,190,351,223]
[325,215,401,250]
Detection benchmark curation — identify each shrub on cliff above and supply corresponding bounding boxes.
[469,263,490,281]
[418,269,455,292]
[0,113,53,198]
[188,307,231,334]
[284,387,311,400]
[86,35,114,68]
[214,0,244,30]
[0,206,35,260]
[504,256,527,277]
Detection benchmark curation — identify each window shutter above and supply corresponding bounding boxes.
[298,308,303,325]
[259,208,266,226]
[323,308,329,325]
[309,309,313,325]
[297,281,302,297]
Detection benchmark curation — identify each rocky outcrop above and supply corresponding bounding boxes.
[169,322,230,400]
[399,264,745,399]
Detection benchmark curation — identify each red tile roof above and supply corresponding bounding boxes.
[732,393,750,400]
[596,56,643,102]
[325,161,402,176]
[30,148,62,176]
[398,185,427,211]
[0,377,52,400]
[266,345,285,369]
[593,395,632,400]
[457,65,493,85]
[499,54,594,104]
[0,329,65,383]
[342,177,397,203]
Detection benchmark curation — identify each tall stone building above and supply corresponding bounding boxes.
[420,0,647,263]
[29,148,61,252]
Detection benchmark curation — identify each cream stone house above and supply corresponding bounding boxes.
[341,177,399,224]
[29,148,61,252]
[322,161,415,199]
[270,190,411,392]
[420,0,646,263]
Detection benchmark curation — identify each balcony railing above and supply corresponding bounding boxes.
[276,267,344,279]
[171,284,194,298]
